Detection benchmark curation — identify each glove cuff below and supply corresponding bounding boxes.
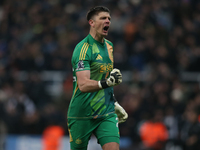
[114,101,119,106]
[98,80,109,89]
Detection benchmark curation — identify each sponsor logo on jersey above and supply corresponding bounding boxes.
[100,63,113,73]
[96,54,103,61]
[77,60,84,70]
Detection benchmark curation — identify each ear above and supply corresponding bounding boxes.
[89,19,95,27]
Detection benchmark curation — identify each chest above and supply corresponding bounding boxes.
[90,43,113,73]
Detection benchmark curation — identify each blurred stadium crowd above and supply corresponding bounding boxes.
[0,0,200,149]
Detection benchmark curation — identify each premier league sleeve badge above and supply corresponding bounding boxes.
[77,60,84,70]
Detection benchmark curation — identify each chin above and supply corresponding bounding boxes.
[102,33,108,36]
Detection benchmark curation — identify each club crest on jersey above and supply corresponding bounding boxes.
[77,60,84,70]
[75,138,82,144]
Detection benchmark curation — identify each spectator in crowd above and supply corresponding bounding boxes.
[0,120,7,150]
[139,109,168,150]
[180,106,200,150]
[42,124,65,150]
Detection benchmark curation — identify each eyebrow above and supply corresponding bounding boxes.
[100,16,111,20]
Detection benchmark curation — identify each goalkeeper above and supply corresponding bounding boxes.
[67,6,128,150]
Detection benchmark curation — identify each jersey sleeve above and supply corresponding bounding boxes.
[72,42,91,72]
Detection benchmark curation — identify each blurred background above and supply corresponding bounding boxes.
[0,0,200,150]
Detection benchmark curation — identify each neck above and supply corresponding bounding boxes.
[89,30,104,43]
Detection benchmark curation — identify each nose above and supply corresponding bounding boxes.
[105,18,110,24]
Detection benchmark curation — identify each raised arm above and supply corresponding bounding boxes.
[76,68,122,93]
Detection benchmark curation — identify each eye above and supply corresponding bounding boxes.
[100,17,111,21]
[101,17,107,20]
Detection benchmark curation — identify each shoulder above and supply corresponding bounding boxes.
[75,38,89,50]
[73,37,90,53]
[72,37,92,61]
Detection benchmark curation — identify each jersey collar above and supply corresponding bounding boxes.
[88,34,105,47]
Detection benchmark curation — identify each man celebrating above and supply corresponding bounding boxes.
[67,6,128,150]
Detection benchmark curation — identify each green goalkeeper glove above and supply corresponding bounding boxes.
[98,68,122,89]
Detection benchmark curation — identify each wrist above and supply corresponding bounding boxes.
[98,80,109,89]
[98,81,102,88]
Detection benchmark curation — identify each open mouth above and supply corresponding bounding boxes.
[103,26,109,32]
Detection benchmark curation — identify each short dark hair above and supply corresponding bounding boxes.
[86,6,110,21]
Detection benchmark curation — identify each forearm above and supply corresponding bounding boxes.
[78,79,101,93]
[76,69,122,93]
